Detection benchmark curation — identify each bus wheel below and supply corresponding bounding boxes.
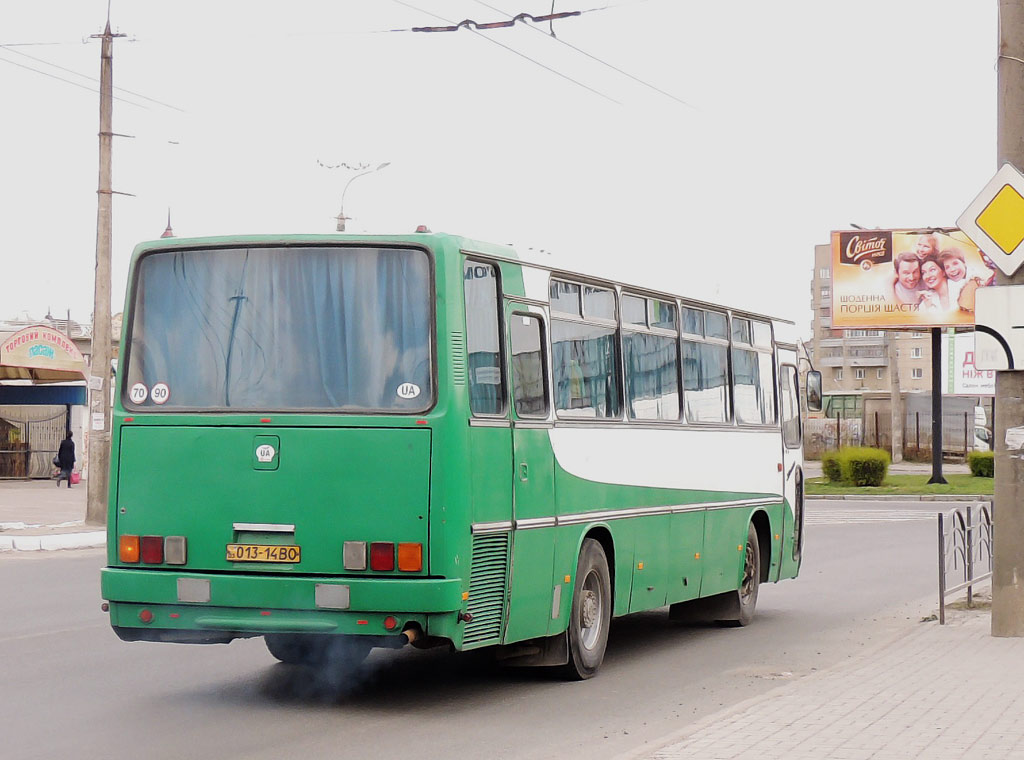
[718,523,760,627]
[560,538,612,680]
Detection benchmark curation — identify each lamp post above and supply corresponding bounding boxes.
[336,162,390,231]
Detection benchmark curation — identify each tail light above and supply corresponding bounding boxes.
[120,535,187,565]
[370,542,395,571]
[397,543,423,572]
[119,535,140,563]
[164,536,187,565]
[140,536,164,564]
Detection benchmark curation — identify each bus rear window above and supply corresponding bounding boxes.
[124,245,432,412]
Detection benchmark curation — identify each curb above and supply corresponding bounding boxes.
[809,494,992,501]
[0,531,105,552]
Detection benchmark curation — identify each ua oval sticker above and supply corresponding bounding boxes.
[255,444,276,463]
[396,383,421,399]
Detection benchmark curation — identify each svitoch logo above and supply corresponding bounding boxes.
[838,231,892,267]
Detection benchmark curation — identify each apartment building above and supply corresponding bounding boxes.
[809,243,932,418]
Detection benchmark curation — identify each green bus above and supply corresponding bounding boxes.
[100,232,820,679]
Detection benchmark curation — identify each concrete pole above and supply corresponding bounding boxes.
[888,332,903,463]
[992,0,1024,637]
[86,22,115,526]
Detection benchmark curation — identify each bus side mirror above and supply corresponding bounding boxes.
[806,371,822,413]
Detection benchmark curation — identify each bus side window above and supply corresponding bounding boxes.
[464,260,505,415]
[510,314,549,418]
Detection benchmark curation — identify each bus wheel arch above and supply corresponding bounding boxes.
[750,509,771,584]
[584,525,616,602]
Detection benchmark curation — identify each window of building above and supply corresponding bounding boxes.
[911,347,923,359]
[911,331,925,338]
[835,368,844,381]
[912,368,923,379]
[820,286,831,299]
[819,268,830,280]
[877,369,884,380]
[820,306,831,318]
[854,368,865,380]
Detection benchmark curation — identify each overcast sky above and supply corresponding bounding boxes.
[1,1,998,330]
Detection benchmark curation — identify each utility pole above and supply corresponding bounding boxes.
[888,333,902,463]
[86,19,124,526]
[992,0,1024,637]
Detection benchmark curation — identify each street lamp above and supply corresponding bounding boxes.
[336,162,390,231]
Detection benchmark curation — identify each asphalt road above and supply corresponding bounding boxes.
[0,499,950,760]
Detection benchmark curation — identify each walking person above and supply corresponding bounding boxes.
[56,431,75,488]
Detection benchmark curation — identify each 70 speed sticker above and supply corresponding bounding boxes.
[129,383,149,403]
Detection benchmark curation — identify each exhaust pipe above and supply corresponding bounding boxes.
[381,626,422,649]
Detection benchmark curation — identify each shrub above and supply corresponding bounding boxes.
[838,446,890,487]
[821,451,843,482]
[968,451,994,478]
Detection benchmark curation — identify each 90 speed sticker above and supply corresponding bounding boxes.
[151,383,170,405]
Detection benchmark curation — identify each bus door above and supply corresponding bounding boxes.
[502,303,557,643]
[463,259,514,648]
[777,359,805,579]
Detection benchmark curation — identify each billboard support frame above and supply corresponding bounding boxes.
[928,328,948,485]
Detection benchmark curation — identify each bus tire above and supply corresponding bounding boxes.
[559,538,612,681]
[717,522,760,628]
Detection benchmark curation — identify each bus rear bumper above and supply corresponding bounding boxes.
[101,567,462,641]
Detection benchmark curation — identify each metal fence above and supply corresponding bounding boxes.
[938,501,993,625]
[806,410,983,461]
[804,418,863,459]
[0,411,67,479]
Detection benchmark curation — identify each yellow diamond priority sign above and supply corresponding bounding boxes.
[958,162,1024,276]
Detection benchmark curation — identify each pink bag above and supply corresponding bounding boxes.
[70,472,81,484]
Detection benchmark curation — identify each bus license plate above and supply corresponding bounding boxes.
[226,544,301,563]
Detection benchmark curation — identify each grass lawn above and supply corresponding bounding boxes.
[806,473,994,496]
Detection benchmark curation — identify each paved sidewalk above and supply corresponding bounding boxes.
[0,478,104,551]
[632,600,1024,760]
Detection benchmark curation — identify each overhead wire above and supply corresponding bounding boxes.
[390,0,620,104]
[0,44,185,112]
[470,0,695,110]
[0,54,148,109]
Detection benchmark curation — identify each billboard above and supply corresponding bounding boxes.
[830,229,997,328]
[941,330,995,397]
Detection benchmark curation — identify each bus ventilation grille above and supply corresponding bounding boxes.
[450,332,467,385]
[463,533,509,645]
